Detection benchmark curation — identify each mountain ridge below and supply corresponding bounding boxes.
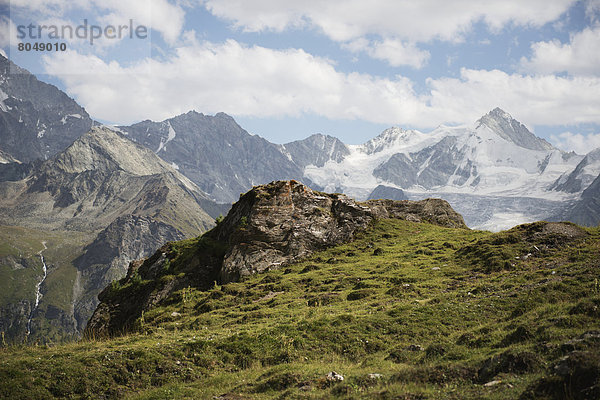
[119,111,306,202]
[0,54,93,162]
[114,106,599,228]
[0,126,227,342]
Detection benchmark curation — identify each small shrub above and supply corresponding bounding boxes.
[477,350,541,382]
[347,289,375,301]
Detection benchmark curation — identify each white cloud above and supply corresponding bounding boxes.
[585,0,600,22]
[521,27,600,76]
[42,42,600,131]
[426,68,600,127]
[8,0,92,17]
[203,0,575,42]
[550,131,600,153]
[41,42,426,125]
[94,0,185,44]
[343,38,430,69]
[0,16,18,49]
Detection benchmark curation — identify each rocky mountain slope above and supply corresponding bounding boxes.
[2,183,598,399]
[118,111,306,202]
[0,127,227,343]
[560,173,600,227]
[86,180,466,336]
[280,133,350,169]
[0,54,93,162]
[367,184,408,200]
[551,148,600,194]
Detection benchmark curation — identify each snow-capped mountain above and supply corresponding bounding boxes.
[300,108,598,230]
[115,106,597,230]
[306,108,583,200]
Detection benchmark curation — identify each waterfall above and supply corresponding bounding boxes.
[26,241,48,336]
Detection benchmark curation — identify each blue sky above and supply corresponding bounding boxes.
[1,0,599,152]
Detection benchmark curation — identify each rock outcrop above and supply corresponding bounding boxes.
[87,180,466,336]
[214,180,466,282]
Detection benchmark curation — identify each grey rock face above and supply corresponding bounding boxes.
[373,153,418,187]
[374,136,476,188]
[0,55,93,162]
[120,111,304,202]
[282,133,350,168]
[0,149,19,163]
[368,185,407,201]
[560,173,600,227]
[476,108,553,151]
[0,160,36,182]
[551,148,600,193]
[72,215,187,330]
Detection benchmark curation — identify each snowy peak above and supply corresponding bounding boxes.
[361,127,427,155]
[476,108,554,151]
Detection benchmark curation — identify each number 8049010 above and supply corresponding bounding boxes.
[18,42,67,51]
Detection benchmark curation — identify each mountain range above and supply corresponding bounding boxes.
[114,107,598,230]
[1,54,599,342]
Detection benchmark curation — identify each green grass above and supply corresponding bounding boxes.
[1,219,599,399]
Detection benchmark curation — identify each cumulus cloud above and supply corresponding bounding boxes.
[41,41,600,130]
[203,0,575,42]
[0,16,18,49]
[41,42,426,124]
[426,68,600,127]
[520,27,600,76]
[343,38,430,68]
[550,131,600,153]
[94,0,185,44]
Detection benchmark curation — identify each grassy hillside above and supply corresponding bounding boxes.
[1,218,599,399]
[0,226,91,343]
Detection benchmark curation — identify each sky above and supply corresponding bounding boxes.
[1,0,600,152]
